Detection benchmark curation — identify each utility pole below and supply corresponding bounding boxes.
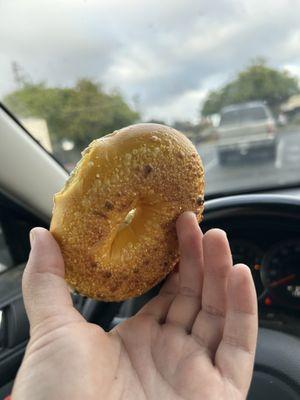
[11,61,27,87]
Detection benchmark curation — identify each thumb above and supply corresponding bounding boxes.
[23,227,83,332]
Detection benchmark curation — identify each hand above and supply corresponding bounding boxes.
[12,212,257,400]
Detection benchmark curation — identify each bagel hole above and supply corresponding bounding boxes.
[115,208,138,238]
[124,208,137,225]
[110,207,138,260]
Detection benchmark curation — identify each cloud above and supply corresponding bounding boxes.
[1,0,300,121]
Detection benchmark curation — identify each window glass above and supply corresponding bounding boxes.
[1,1,300,195]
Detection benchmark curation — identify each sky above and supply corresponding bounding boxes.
[1,0,300,123]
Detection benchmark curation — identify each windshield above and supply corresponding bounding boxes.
[220,107,268,126]
[1,1,300,196]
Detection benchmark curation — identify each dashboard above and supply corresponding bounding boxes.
[201,196,300,338]
[230,237,300,311]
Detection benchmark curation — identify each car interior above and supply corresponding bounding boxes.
[1,1,300,398]
[0,106,299,399]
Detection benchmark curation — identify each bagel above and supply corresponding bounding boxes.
[50,123,205,301]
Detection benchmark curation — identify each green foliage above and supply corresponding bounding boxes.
[4,79,139,148]
[202,60,300,116]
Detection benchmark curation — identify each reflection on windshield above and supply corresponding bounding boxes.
[1,1,300,195]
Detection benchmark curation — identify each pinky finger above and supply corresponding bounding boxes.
[215,264,258,394]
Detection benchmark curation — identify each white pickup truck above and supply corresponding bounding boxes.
[216,102,277,164]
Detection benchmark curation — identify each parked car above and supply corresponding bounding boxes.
[216,102,277,164]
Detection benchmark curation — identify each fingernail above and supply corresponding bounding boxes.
[29,229,35,247]
[185,211,196,218]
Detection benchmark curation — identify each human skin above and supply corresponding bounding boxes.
[12,212,258,400]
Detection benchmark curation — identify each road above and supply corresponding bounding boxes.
[197,130,300,194]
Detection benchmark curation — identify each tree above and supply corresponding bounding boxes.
[201,60,300,116]
[4,79,140,149]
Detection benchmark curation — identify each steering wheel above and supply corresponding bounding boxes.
[202,194,300,399]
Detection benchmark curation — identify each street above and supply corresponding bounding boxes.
[197,130,300,194]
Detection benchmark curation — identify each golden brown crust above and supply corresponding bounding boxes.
[50,123,205,301]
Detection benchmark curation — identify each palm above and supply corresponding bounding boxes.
[114,280,254,400]
[115,314,223,399]
[116,318,223,400]
[13,213,257,400]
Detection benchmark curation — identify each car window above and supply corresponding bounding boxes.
[1,1,300,196]
[220,107,268,126]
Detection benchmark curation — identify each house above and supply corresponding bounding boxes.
[21,117,53,153]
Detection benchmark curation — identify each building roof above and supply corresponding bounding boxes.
[281,95,300,112]
[21,117,52,152]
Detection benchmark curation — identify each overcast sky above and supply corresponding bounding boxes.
[1,0,300,122]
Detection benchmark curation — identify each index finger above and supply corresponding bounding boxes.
[165,211,204,331]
